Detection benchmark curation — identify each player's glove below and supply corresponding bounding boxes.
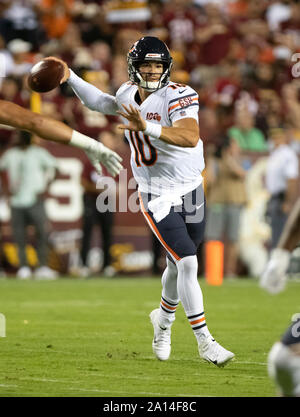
[85,141,123,177]
[259,248,291,294]
[70,130,123,177]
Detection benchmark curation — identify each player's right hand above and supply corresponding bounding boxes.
[117,104,146,132]
[44,56,70,83]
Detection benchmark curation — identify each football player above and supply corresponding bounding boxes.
[268,316,300,397]
[260,199,300,395]
[53,36,234,366]
[260,197,300,294]
[0,99,123,177]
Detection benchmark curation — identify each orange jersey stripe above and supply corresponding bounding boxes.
[138,192,181,262]
[190,317,205,325]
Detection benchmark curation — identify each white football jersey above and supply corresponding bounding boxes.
[115,81,205,196]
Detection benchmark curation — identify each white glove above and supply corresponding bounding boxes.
[85,141,123,177]
[70,130,123,177]
[259,248,291,294]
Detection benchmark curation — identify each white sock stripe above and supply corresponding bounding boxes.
[187,312,204,319]
[161,296,179,307]
[189,314,206,329]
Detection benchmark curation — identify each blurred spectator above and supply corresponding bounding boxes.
[238,156,271,278]
[228,109,268,152]
[0,34,12,81]
[90,41,112,75]
[38,0,74,39]
[39,87,66,122]
[79,130,119,278]
[266,1,292,32]
[281,81,300,130]
[111,54,130,93]
[58,23,85,67]
[204,135,247,277]
[212,61,242,108]
[265,126,299,249]
[75,2,114,46]
[0,76,26,106]
[0,131,58,280]
[113,27,143,55]
[162,0,197,49]
[0,76,28,147]
[6,38,32,77]
[255,89,283,137]
[0,0,45,49]
[105,0,151,26]
[195,3,235,66]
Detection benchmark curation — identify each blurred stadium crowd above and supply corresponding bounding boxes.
[0,0,300,278]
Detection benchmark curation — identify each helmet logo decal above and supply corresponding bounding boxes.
[145,53,162,58]
[129,41,138,53]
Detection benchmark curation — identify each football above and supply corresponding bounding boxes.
[27,59,64,93]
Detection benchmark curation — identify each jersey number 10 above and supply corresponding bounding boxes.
[129,131,157,167]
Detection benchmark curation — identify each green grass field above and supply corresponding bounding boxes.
[0,276,299,397]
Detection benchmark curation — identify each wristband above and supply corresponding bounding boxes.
[143,121,162,139]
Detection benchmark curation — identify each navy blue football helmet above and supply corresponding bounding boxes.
[127,36,173,92]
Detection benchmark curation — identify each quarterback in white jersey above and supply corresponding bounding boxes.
[55,36,234,367]
[115,80,205,196]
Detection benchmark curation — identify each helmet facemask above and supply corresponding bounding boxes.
[132,60,172,92]
[128,58,172,92]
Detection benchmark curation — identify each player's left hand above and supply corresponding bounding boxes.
[117,104,146,132]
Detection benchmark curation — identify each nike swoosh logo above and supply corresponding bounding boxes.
[196,202,204,210]
[179,89,187,94]
[207,359,218,365]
